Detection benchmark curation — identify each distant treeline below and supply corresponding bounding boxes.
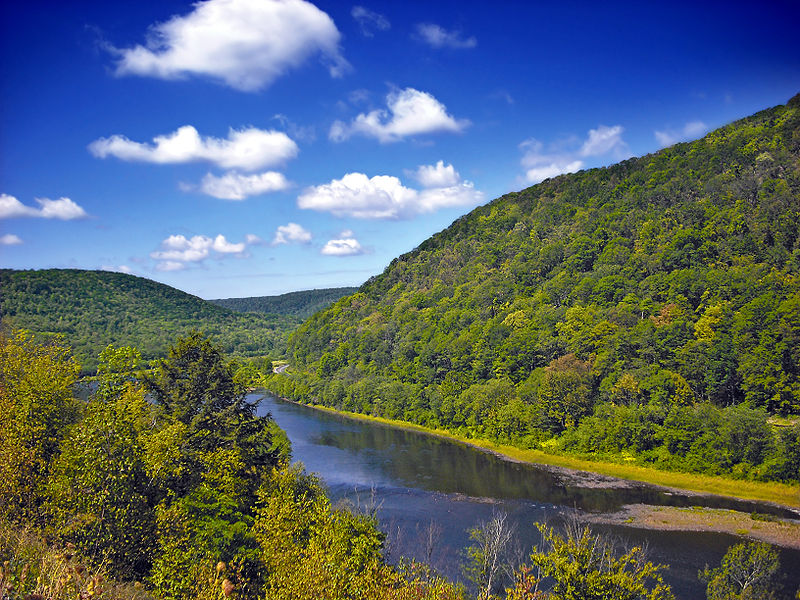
[211,287,358,319]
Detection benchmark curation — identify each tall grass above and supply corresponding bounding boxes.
[0,523,152,600]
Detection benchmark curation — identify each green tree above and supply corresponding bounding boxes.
[47,386,156,578]
[0,330,79,521]
[700,541,783,600]
[528,522,675,600]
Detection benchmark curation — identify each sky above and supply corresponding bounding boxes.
[1,0,798,300]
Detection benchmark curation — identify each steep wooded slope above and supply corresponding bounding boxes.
[276,96,800,482]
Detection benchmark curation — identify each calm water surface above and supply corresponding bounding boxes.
[254,393,800,599]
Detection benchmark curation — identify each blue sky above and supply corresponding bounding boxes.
[1,0,798,299]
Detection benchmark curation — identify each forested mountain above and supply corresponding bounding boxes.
[211,287,358,319]
[275,95,800,484]
[0,269,297,372]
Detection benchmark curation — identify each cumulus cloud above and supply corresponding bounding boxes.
[272,222,312,245]
[1,233,23,245]
[111,0,349,91]
[654,121,708,147]
[150,233,250,270]
[414,23,476,49]
[520,125,630,184]
[352,6,390,37]
[196,170,290,200]
[0,194,88,220]
[411,160,460,187]
[330,87,469,143]
[245,233,265,245]
[89,125,298,171]
[298,162,483,219]
[321,236,364,256]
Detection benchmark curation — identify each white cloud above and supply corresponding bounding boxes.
[0,233,23,245]
[89,125,298,171]
[519,139,584,184]
[414,23,476,49]
[321,236,364,256]
[150,233,247,270]
[580,125,627,157]
[412,160,460,187]
[0,194,88,220]
[272,222,312,245]
[352,6,390,37]
[212,234,246,253]
[520,125,630,184]
[197,170,290,200]
[245,233,265,245]
[156,261,186,272]
[654,121,708,147]
[100,264,134,274]
[330,87,469,143]
[298,163,483,219]
[112,0,349,91]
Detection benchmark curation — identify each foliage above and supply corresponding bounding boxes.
[1,329,470,600]
[699,541,783,600]
[0,524,152,600]
[526,522,675,600]
[0,329,79,522]
[211,287,359,319]
[0,268,299,373]
[274,96,800,484]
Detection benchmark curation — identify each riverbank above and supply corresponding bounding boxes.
[275,398,800,510]
[586,504,800,550]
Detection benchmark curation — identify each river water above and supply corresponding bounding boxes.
[254,392,800,599]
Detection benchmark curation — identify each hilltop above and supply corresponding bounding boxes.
[0,269,297,372]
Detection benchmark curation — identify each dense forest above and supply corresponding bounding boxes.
[273,95,800,485]
[211,287,358,319]
[0,269,300,373]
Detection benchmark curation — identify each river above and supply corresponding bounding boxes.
[253,392,800,599]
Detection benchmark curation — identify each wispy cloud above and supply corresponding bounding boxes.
[89,125,298,171]
[654,121,707,147]
[110,0,349,91]
[414,23,476,49]
[0,194,88,220]
[351,6,390,37]
[330,87,469,143]
[0,233,23,245]
[100,264,134,274]
[298,161,483,219]
[520,125,630,184]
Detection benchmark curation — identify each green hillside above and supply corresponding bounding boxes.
[0,269,297,372]
[211,287,358,319]
[274,95,800,485]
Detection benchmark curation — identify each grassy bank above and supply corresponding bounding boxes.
[287,400,800,510]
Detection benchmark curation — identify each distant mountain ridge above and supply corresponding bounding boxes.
[211,287,358,319]
[0,269,301,372]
